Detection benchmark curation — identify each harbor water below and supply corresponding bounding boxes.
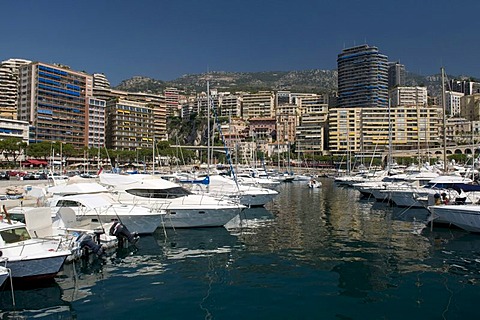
[1,178,480,319]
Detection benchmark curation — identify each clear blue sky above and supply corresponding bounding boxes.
[1,0,479,86]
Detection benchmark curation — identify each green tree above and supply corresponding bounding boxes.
[0,138,27,165]
[27,141,54,161]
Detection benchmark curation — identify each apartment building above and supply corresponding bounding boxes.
[105,99,154,150]
[241,91,275,119]
[328,106,442,155]
[17,62,93,148]
[87,97,106,148]
[0,118,29,143]
[445,91,465,117]
[0,59,31,119]
[450,79,480,96]
[93,87,167,142]
[218,93,241,117]
[390,86,428,107]
[165,87,180,117]
[460,94,480,121]
[295,95,329,155]
[93,73,111,89]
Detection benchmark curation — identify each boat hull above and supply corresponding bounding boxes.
[0,267,9,286]
[429,205,480,233]
[5,253,68,279]
[78,214,162,234]
[161,208,241,228]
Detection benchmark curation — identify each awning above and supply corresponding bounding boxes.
[22,159,48,165]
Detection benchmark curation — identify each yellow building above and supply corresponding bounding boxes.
[241,91,275,119]
[328,106,442,156]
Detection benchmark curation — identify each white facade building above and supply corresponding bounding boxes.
[445,91,465,117]
[390,86,427,107]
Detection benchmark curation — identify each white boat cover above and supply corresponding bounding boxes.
[55,194,114,209]
[48,182,109,195]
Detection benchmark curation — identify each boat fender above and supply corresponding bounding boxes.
[78,234,105,256]
[109,221,139,244]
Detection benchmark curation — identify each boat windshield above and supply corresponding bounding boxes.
[126,187,192,199]
[0,227,31,244]
[55,200,85,207]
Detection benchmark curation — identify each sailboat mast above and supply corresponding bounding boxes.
[387,98,392,171]
[207,80,211,177]
[152,136,155,174]
[441,67,447,173]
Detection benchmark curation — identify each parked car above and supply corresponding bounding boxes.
[0,171,9,180]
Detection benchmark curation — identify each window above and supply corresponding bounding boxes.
[0,227,31,243]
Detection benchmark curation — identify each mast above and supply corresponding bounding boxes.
[416,88,421,167]
[152,135,155,174]
[441,67,447,173]
[387,98,392,171]
[207,80,211,177]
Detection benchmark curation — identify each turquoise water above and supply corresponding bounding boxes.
[2,178,480,319]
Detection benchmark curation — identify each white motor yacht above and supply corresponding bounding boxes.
[428,204,480,233]
[0,219,71,280]
[189,174,279,207]
[7,206,120,261]
[99,173,245,228]
[48,193,164,234]
[384,175,471,208]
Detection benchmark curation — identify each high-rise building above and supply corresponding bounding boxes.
[0,58,31,119]
[388,61,405,89]
[87,97,106,148]
[337,44,388,108]
[105,99,154,150]
[18,62,93,147]
[165,87,180,117]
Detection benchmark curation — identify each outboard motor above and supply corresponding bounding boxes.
[109,221,139,246]
[78,233,105,257]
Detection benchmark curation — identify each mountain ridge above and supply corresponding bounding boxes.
[114,69,478,97]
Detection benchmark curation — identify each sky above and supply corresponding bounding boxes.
[1,0,479,86]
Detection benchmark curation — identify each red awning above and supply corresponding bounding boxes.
[24,159,48,165]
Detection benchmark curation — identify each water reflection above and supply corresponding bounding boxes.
[155,227,239,260]
[0,282,74,318]
[3,179,480,319]
[423,228,480,283]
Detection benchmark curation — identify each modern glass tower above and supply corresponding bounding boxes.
[337,44,388,108]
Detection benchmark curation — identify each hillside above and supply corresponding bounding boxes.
[114,69,478,98]
[115,69,338,94]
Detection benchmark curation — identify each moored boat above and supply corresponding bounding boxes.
[0,219,71,281]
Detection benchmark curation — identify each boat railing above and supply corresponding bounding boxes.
[3,236,63,256]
